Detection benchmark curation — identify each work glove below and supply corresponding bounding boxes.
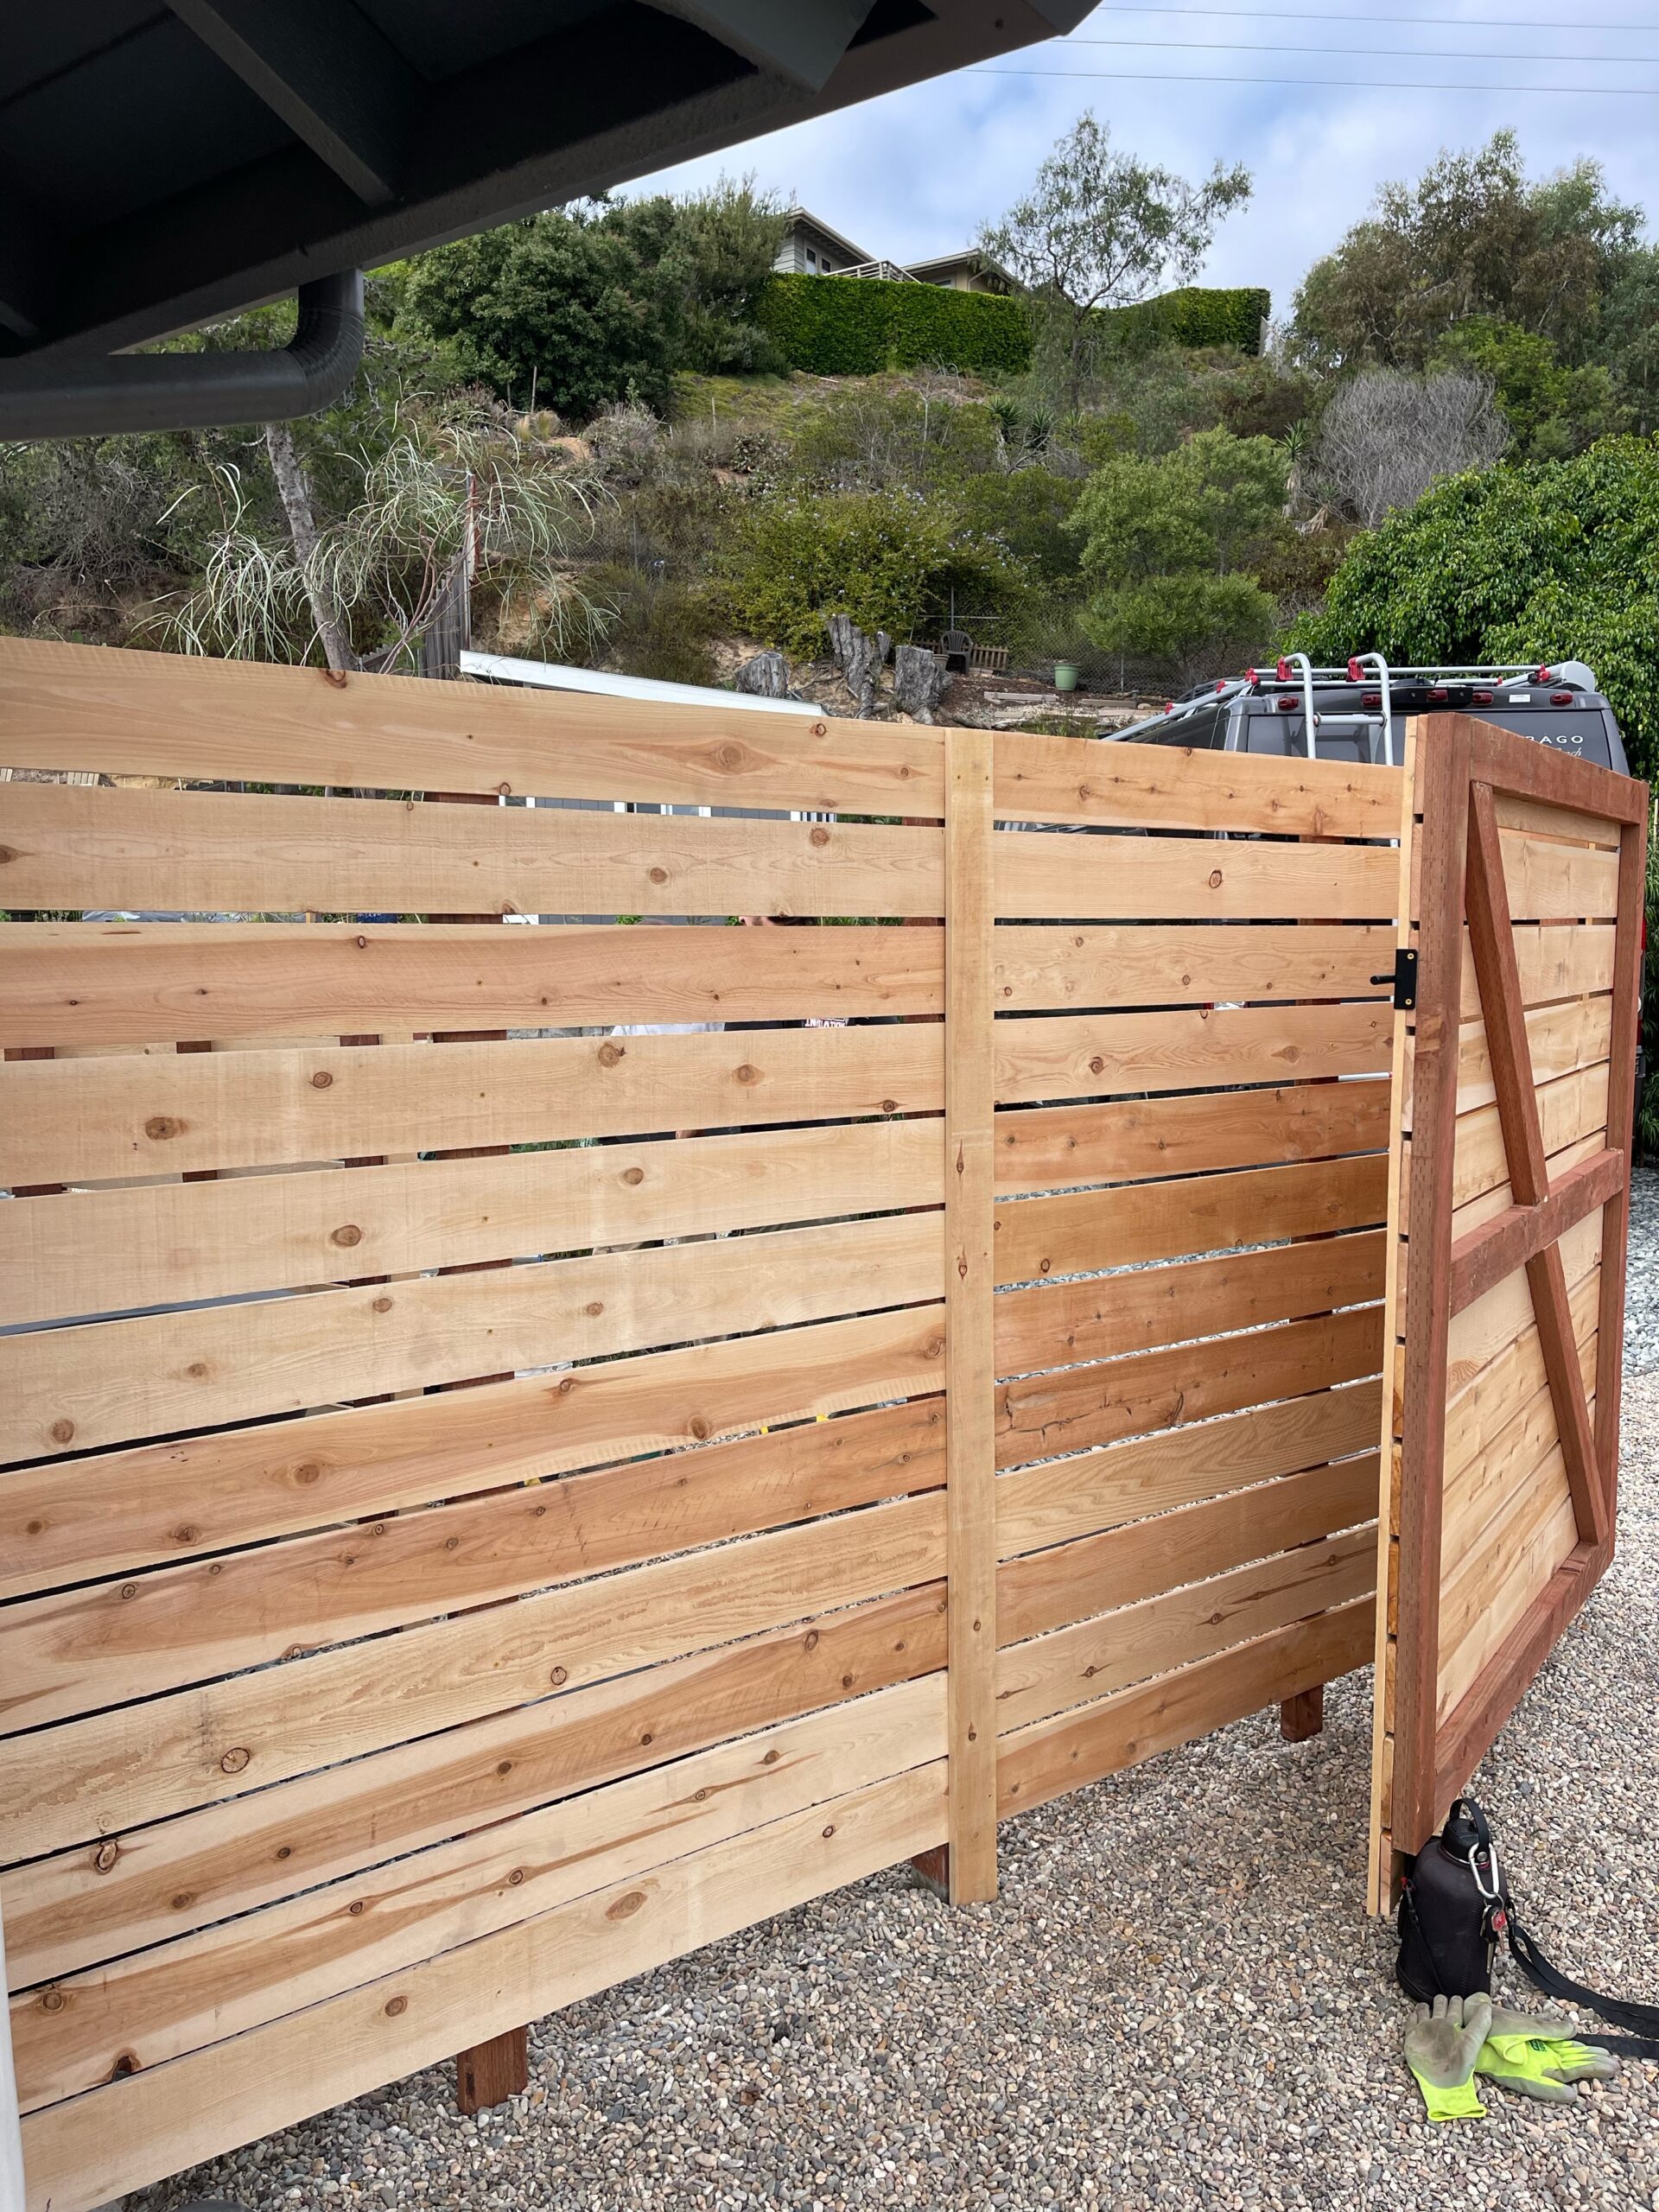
[1404,1992,1493,2121]
[1476,2006,1619,2104]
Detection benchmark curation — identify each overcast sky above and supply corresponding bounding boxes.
[626,0,1658,320]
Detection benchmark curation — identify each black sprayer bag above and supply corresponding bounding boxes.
[1397,1796,1659,2057]
[1396,1799,1501,2001]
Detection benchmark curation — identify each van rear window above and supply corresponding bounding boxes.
[1243,715,1371,763]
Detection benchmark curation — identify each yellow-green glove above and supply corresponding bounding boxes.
[1477,2006,1619,2104]
[1404,1993,1494,2121]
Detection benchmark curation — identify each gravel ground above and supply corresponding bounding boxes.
[129,1173,1659,2212]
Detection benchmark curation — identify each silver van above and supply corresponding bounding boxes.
[1104,658,1631,776]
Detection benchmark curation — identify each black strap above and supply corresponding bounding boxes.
[1507,1914,1659,2061]
[1449,1798,1659,2060]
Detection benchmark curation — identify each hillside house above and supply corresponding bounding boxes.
[774,207,1019,292]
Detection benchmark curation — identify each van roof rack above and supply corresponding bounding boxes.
[1107,658,1599,761]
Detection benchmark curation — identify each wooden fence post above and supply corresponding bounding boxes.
[942,726,998,1903]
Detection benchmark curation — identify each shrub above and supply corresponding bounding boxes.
[1289,435,1659,779]
[1112,286,1270,354]
[718,488,1004,658]
[756,275,1269,378]
[757,274,1029,378]
[1082,571,1277,678]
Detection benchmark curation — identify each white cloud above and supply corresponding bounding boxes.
[621,0,1658,316]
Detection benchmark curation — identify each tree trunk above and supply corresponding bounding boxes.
[734,648,790,698]
[891,642,947,723]
[824,614,889,719]
[264,420,359,674]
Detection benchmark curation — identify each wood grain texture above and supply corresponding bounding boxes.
[998,1600,1372,1820]
[995,1230,1385,1378]
[0,1210,944,1461]
[998,1453,1380,1648]
[994,1079,1388,1198]
[0,637,945,812]
[1366,721,1419,1914]
[0,921,944,1049]
[994,829,1399,921]
[1389,717,1471,1858]
[1446,1146,1620,1320]
[0,781,943,918]
[16,1764,948,2212]
[0,1489,947,1862]
[995,1001,1392,1103]
[995,1305,1381,1471]
[995,1529,1374,1734]
[2,1116,941,1326]
[457,2030,528,2118]
[0,1023,943,1189]
[1378,711,1643,1881]
[1448,993,1612,1118]
[943,727,998,1904]
[991,923,1393,1012]
[992,729,1402,838]
[1594,812,1646,1535]
[1455,922,1615,1020]
[1,1397,946,1733]
[5,1582,946,1991]
[0,1304,944,1602]
[995,1151,1387,1287]
[12,1675,948,2111]
[997,1379,1382,1560]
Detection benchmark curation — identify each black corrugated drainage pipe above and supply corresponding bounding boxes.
[0,270,364,440]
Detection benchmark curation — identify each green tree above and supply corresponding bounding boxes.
[397,183,786,418]
[1292,132,1643,372]
[1070,427,1287,582]
[1600,248,1659,435]
[1067,427,1285,679]
[401,210,679,416]
[1288,436,1659,779]
[980,113,1250,409]
[665,178,788,373]
[1433,317,1623,459]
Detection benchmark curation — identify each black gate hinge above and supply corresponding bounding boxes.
[1370,948,1418,1011]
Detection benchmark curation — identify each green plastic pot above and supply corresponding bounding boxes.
[1053,662,1079,693]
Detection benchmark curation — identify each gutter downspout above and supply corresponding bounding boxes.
[0,270,364,441]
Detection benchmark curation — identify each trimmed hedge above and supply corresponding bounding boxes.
[756,274,1269,377]
[757,273,1028,377]
[1115,284,1272,354]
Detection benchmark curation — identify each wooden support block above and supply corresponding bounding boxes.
[1280,1685,1325,1742]
[909,1843,951,1900]
[456,2025,529,2116]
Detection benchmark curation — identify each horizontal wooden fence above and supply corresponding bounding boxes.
[2,641,1400,2210]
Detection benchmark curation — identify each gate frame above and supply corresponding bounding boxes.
[1385,712,1646,1878]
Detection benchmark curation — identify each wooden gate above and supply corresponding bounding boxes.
[3,639,1402,2207]
[1369,713,1647,1909]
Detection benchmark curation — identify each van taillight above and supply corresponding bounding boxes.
[1472,689,1494,704]
[1276,696,1297,713]
[1550,690,1573,705]
[1361,690,1381,709]
[1427,685,1449,702]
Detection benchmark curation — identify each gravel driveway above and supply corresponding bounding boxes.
[129,1173,1659,2212]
